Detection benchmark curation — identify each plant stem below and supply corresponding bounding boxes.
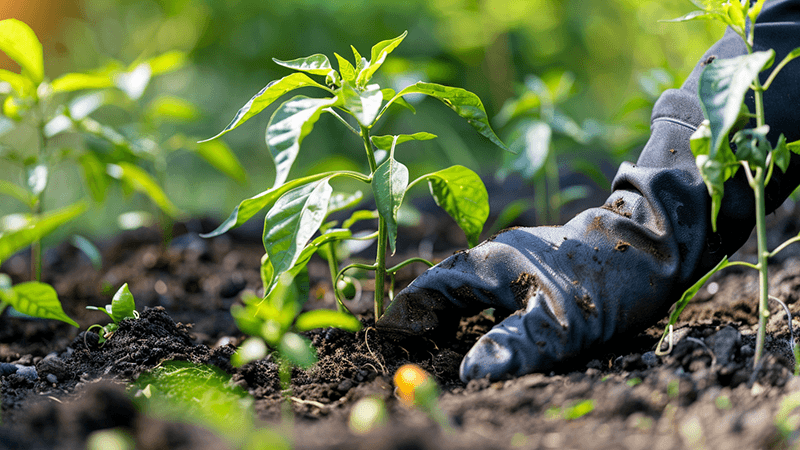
[325,242,345,313]
[32,100,48,282]
[752,166,769,368]
[360,125,387,319]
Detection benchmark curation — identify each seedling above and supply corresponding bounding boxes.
[86,283,139,345]
[393,363,451,430]
[657,0,800,368]
[201,31,508,319]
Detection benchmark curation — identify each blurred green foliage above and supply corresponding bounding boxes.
[1,0,725,238]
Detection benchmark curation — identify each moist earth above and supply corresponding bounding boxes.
[3,200,800,449]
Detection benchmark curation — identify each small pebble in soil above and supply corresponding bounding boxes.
[641,351,658,368]
[15,365,38,381]
[740,344,754,357]
[46,374,58,383]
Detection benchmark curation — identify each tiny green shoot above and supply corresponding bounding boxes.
[86,283,139,345]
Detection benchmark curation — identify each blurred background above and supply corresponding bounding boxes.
[0,0,725,243]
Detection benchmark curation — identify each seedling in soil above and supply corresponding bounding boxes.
[200,31,509,319]
[86,283,139,345]
[393,363,451,431]
[657,0,800,368]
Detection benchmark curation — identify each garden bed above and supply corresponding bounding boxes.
[3,197,800,450]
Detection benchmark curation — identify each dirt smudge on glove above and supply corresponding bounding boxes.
[510,272,538,310]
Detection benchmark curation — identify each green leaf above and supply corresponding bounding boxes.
[0,180,35,208]
[194,140,248,185]
[260,253,274,293]
[0,202,87,265]
[352,46,366,73]
[335,53,356,83]
[340,83,383,127]
[327,191,364,215]
[659,256,730,348]
[380,88,415,113]
[267,95,339,187]
[774,134,791,173]
[356,31,407,86]
[788,140,800,155]
[51,72,114,93]
[0,19,43,83]
[263,177,333,276]
[200,172,333,238]
[661,10,715,22]
[146,96,200,123]
[390,82,508,151]
[295,309,362,332]
[200,73,330,142]
[698,51,774,158]
[79,153,110,203]
[372,143,408,255]
[424,166,489,248]
[732,125,771,169]
[371,132,436,150]
[109,162,183,218]
[232,337,267,367]
[71,235,102,270]
[110,283,136,322]
[147,51,188,76]
[273,54,333,76]
[749,0,767,23]
[27,165,47,196]
[3,282,78,327]
[278,332,317,369]
[0,68,35,97]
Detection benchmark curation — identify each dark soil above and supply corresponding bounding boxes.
[4,196,800,449]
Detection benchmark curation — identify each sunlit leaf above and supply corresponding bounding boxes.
[79,153,110,203]
[109,162,182,218]
[295,309,362,332]
[356,31,407,86]
[267,95,339,187]
[371,132,436,150]
[327,191,364,215]
[51,72,114,93]
[498,120,551,181]
[114,62,152,100]
[146,96,200,122]
[110,283,136,322]
[200,172,334,238]
[732,125,771,169]
[279,332,316,368]
[71,235,102,270]
[200,73,330,143]
[263,177,333,276]
[0,202,87,264]
[273,54,332,76]
[372,141,408,255]
[0,19,43,83]
[0,180,35,208]
[380,88,415,113]
[389,82,509,151]
[335,53,356,83]
[147,50,188,75]
[424,166,489,248]
[194,140,248,185]
[340,83,382,127]
[698,51,774,158]
[0,68,35,97]
[0,282,78,327]
[232,337,268,367]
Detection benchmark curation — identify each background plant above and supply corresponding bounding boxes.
[201,32,508,319]
[656,0,800,367]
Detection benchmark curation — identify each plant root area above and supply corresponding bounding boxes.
[4,203,800,450]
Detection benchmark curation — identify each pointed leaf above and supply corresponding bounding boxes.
[279,332,316,368]
[0,19,43,83]
[788,140,800,155]
[0,68,35,97]
[352,46,365,73]
[51,72,114,93]
[272,54,332,76]
[0,202,87,264]
[425,166,489,248]
[147,51,188,76]
[340,83,383,127]
[110,162,183,218]
[391,82,508,151]
[194,140,248,185]
[263,177,333,276]
[266,95,339,187]
[114,62,151,101]
[146,96,200,123]
[698,51,774,157]
[732,125,771,169]
[773,134,791,173]
[372,142,408,255]
[200,172,333,238]
[0,180,35,208]
[335,53,356,82]
[380,88,415,113]
[110,283,136,322]
[295,309,362,332]
[357,31,407,86]
[371,132,436,150]
[7,282,78,327]
[200,73,330,142]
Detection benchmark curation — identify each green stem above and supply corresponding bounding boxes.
[387,257,436,274]
[753,166,769,369]
[32,100,48,282]
[359,125,387,319]
[325,242,345,313]
[770,235,800,258]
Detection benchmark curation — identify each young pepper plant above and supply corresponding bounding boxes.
[657,0,800,368]
[86,283,139,345]
[201,31,509,319]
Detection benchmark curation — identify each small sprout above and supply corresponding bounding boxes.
[85,283,138,346]
[545,399,594,420]
[626,377,642,387]
[348,396,387,435]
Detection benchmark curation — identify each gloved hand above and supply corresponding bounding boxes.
[377,2,800,382]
